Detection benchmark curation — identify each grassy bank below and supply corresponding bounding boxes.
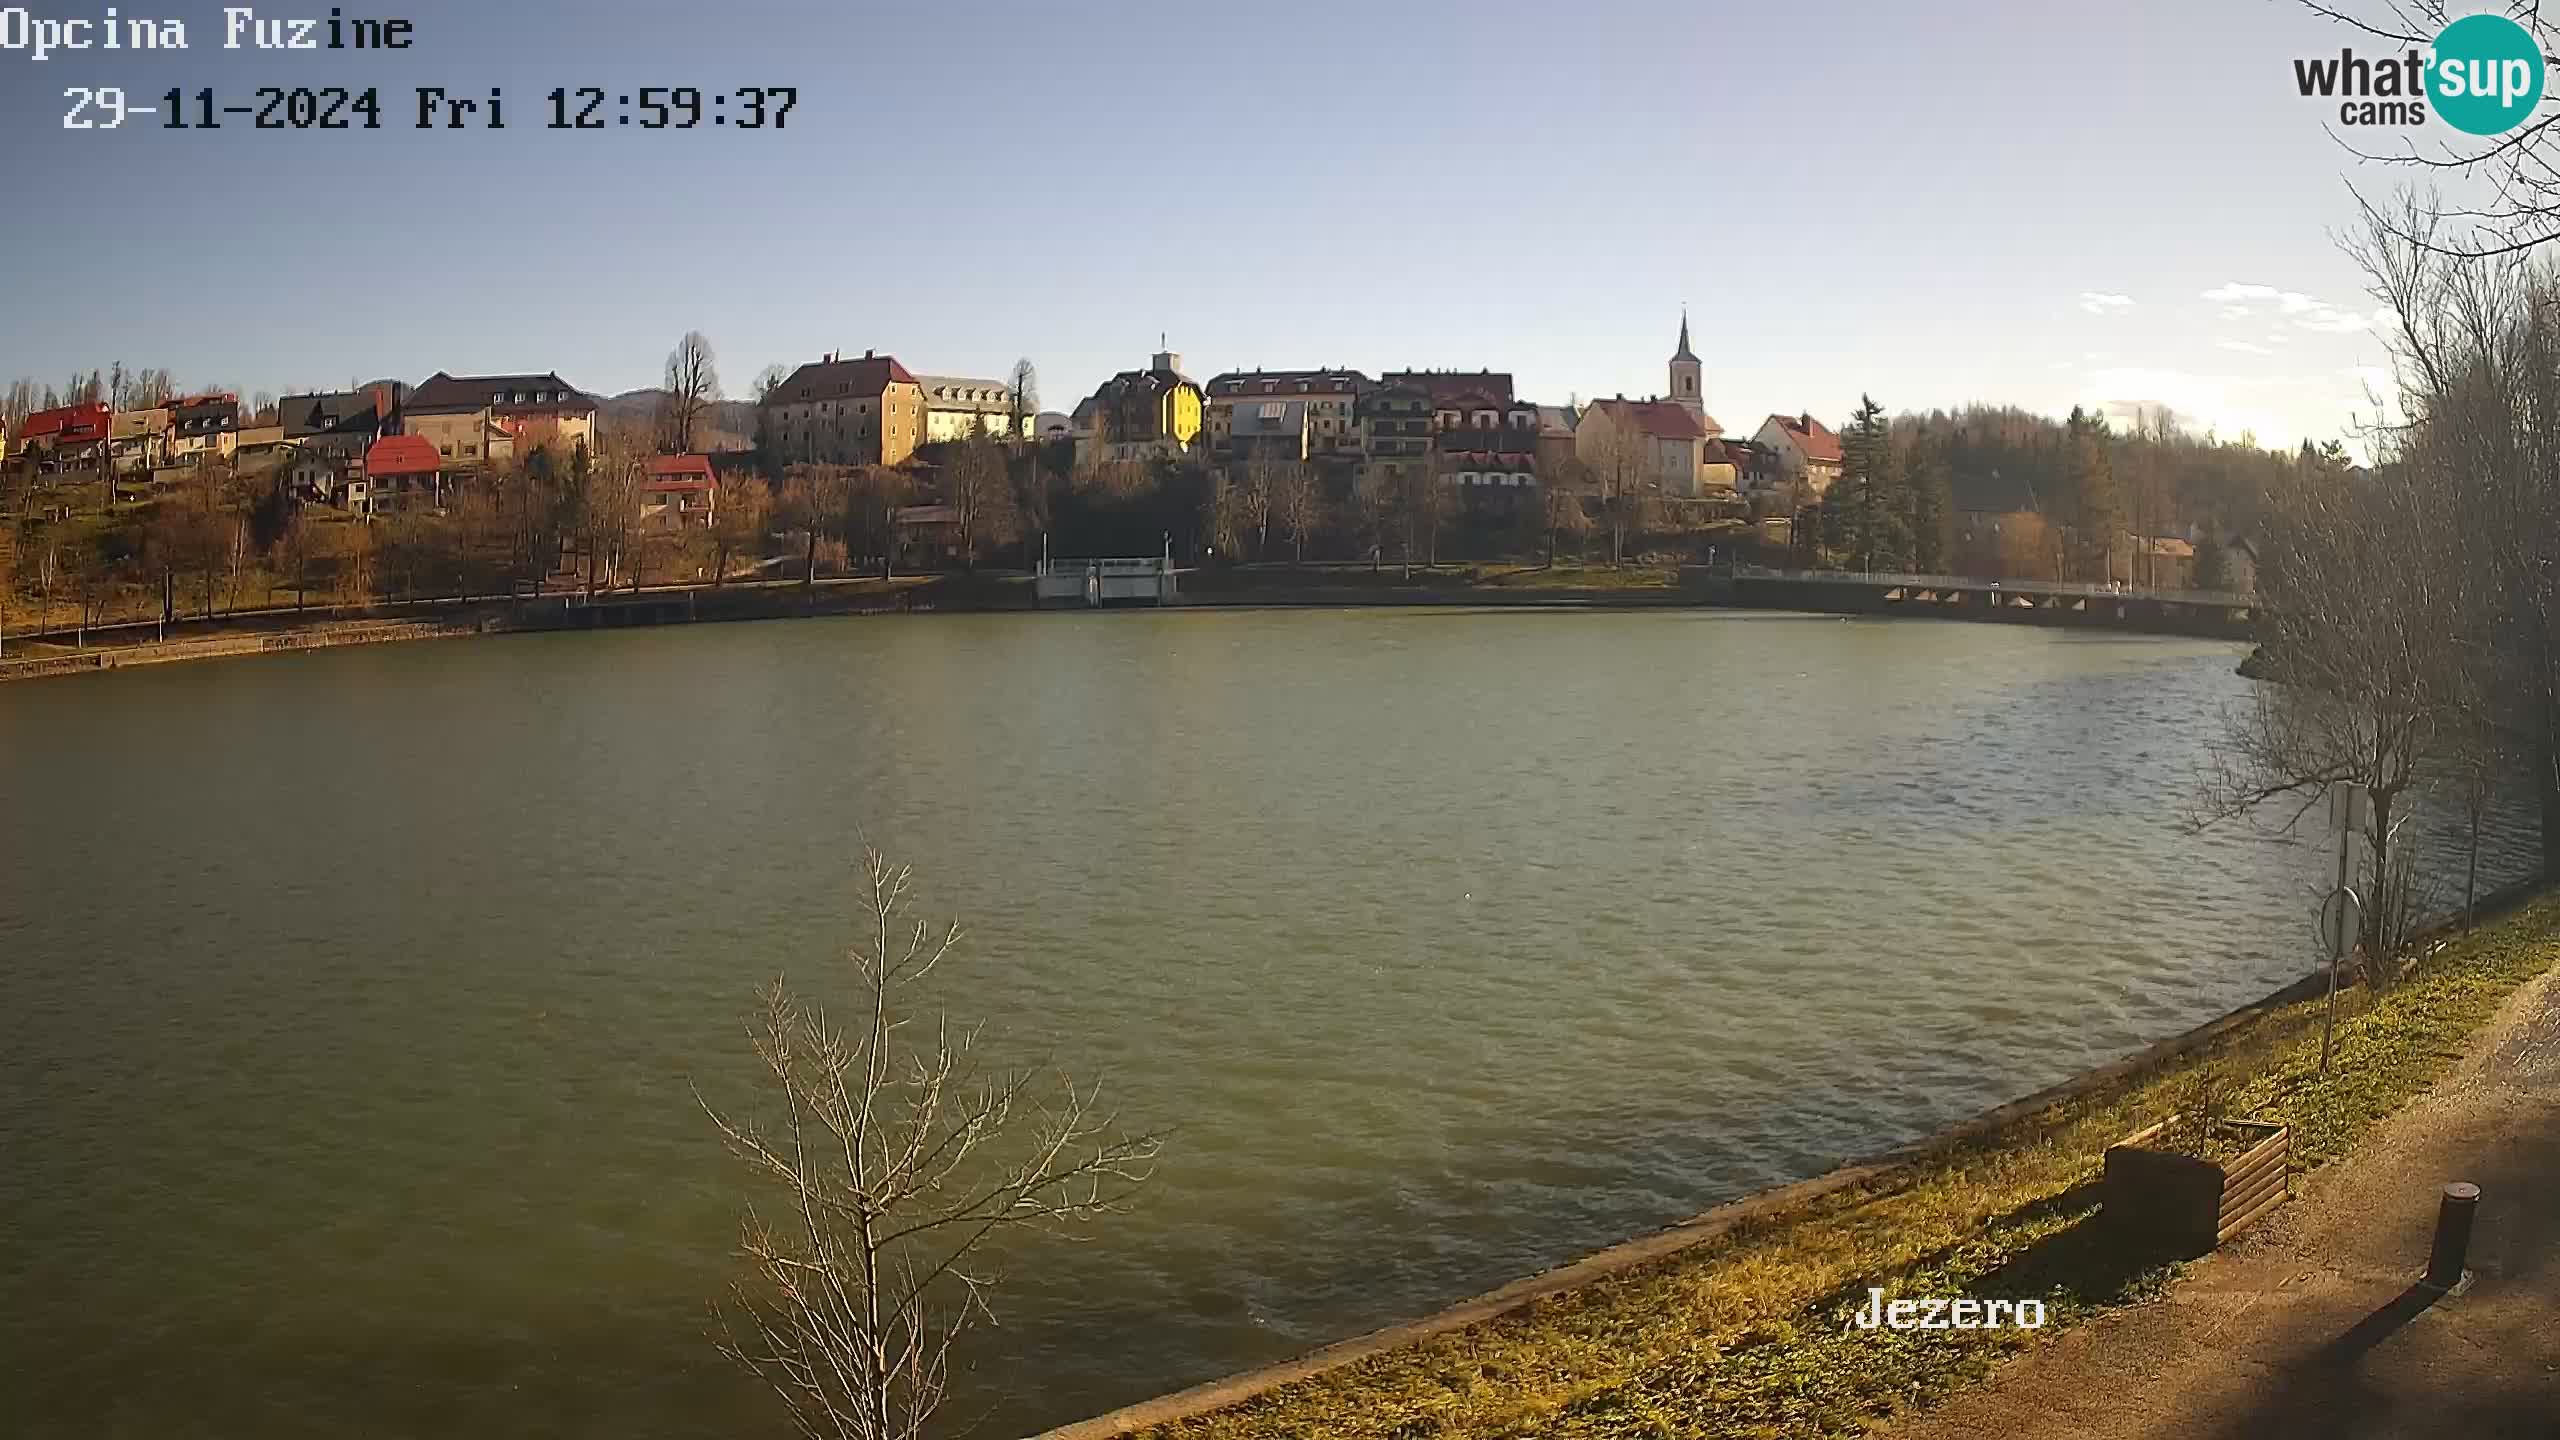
[1134,897,2560,1440]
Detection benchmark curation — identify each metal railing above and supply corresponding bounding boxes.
[1721,564,2253,607]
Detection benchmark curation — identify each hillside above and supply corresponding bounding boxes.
[597,389,759,452]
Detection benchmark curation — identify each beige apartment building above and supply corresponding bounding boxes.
[915,375,1026,444]
[762,351,926,467]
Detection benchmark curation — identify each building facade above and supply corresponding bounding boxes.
[1576,397,1712,497]
[915,375,1028,444]
[405,373,595,470]
[762,352,926,468]
[166,394,241,465]
[1754,412,1844,497]
[1205,369,1367,459]
[1073,348,1204,464]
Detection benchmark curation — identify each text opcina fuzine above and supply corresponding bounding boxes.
[1,7,416,62]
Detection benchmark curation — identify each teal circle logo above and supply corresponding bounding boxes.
[2428,14,2546,135]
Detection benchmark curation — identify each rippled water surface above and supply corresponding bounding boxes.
[0,610,2534,1436]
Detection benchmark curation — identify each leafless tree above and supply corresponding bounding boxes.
[2305,2,2560,257]
[1270,461,1322,566]
[662,331,724,455]
[696,849,1158,1440]
[1007,359,1038,442]
[945,433,1018,571]
[712,473,773,587]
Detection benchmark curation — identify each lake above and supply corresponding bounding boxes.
[0,609,2533,1437]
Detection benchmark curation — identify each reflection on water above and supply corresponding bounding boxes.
[0,610,2533,1436]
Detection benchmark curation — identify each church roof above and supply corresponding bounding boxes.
[1673,309,1697,363]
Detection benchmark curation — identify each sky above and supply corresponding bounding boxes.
[0,0,2457,449]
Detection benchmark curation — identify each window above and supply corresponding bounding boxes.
[463,444,478,457]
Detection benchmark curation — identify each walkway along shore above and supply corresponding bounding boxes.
[0,567,2249,684]
[1032,882,2550,1440]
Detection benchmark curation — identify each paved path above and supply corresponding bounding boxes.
[1886,968,2560,1440]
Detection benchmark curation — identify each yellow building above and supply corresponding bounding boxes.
[761,351,926,468]
[1072,347,1204,464]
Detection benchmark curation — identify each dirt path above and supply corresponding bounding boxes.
[1884,965,2560,1439]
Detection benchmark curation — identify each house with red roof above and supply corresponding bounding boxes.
[641,454,719,530]
[1754,412,1845,499]
[12,402,112,466]
[355,434,445,517]
[1576,395,1717,498]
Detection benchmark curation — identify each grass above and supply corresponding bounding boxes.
[1139,896,2560,1440]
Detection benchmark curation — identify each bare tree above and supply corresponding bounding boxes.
[945,433,1017,572]
[1271,461,1321,566]
[2305,2,2560,257]
[661,331,723,455]
[1007,359,1038,443]
[711,473,773,587]
[696,849,1158,1440]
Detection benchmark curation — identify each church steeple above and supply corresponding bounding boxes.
[1669,305,1704,418]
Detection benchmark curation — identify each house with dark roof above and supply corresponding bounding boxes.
[915,375,1027,445]
[1753,412,1844,497]
[280,387,398,460]
[405,372,595,470]
[1073,346,1204,465]
[1204,369,1367,457]
[761,350,925,467]
[167,394,241,465]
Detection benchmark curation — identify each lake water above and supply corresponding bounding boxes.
[0,609,2534,1437]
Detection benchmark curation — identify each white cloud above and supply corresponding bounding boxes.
[2079,291,2135,315]
[2203,280,2377,334]
[2218,339,2273,355]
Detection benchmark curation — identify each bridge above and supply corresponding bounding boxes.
[1696,566,2256,639]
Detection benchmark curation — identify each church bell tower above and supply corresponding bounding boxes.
[1669,307,1704,420]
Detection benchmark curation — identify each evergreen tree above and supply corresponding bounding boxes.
[1838,395,1893,571]
[1909,432,1954,573]
[2062,407,2124,582]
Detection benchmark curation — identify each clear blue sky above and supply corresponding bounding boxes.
[0,0,2426,446]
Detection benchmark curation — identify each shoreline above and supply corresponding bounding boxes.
[1034,879,2548,1439]
[0,570,2248,685]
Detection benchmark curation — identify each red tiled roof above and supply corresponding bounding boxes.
[365,434,442,475]
[1597,397,1707,441]
[1768,413,1842,463]
[769,353,918,403]
[17,403,111,444]
[646,454,717,491]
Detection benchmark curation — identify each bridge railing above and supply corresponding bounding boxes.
[1722,565,2252,607]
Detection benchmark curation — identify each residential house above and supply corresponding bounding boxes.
[108,408,169,473]
[2123,534,2196,590]
[405,372,596,470]
[761,351,926,468]
[1375,370,1543,490]
[280,387,395,461]
[1535,404,1580,474]
[1074,347,1205,464]
[1358,379,1435,493]
[1754,413,1844,498]
[916,375,1027,444]
[13,402,113,468]
[1577,396,1713,497]
[1224,398,1312,464]
[166,394,242,464]
[358,434,445,517]
[641,454,719,530]
[1704,437,1779,497]
[1205,369,1368,459]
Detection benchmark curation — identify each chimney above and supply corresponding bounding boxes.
[864,349,875,360]
[1800,412,1812,429]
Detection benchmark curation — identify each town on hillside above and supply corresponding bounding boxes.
[0,314,2288,630]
